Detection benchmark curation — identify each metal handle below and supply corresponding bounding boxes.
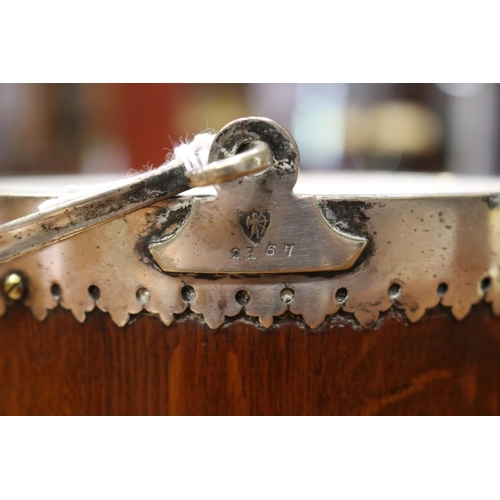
[0,140,272,265]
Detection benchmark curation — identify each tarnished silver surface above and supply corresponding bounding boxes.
[187,140,272,186]
[1,117,500,329]
[150,118,367,274]
[0,137,272,265]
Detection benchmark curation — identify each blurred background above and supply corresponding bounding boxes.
[0,83,498,177]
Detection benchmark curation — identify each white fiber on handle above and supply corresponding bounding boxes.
[172,132,215,172]
[38,132,215,211]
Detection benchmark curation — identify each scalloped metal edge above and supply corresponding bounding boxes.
[1,193,500,330]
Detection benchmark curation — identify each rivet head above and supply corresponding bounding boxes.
[3,272,26,301]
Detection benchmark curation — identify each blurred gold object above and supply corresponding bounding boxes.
[179,84,249,132]
[344,101,442,156]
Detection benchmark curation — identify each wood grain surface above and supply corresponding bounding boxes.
[0,303,499,415]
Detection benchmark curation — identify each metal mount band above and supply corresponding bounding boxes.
[0,136,272,265]
[1,117,500,329]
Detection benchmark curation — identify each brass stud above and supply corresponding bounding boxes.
[3,272,26,301]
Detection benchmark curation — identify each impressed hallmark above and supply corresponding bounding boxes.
[149,117,368,274]
[237,210,271,245]
[231,243,295,261]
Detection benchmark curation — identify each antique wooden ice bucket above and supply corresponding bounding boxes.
[1,117,500,415]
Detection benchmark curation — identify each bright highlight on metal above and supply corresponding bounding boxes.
[187,140,272,186]
[0,139,272,265]
[1,117,500,331]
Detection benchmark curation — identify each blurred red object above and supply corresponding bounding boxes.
[116,84,187,170]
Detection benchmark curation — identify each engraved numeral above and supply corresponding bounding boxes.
[230,244,296,261]
[266,244,277,256]
[285,244,295,257]
[231,248,241,260]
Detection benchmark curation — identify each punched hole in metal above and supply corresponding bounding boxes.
[136,287,151,305]
[50,283,62,300]
[88,285,100,301]
[181,285,196,302]
[235,289,250,305]
[280,287,295,304]
[481,277,491,294]
[437,283,448,298]
[388,283,402,300]
[335,287,348,303]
